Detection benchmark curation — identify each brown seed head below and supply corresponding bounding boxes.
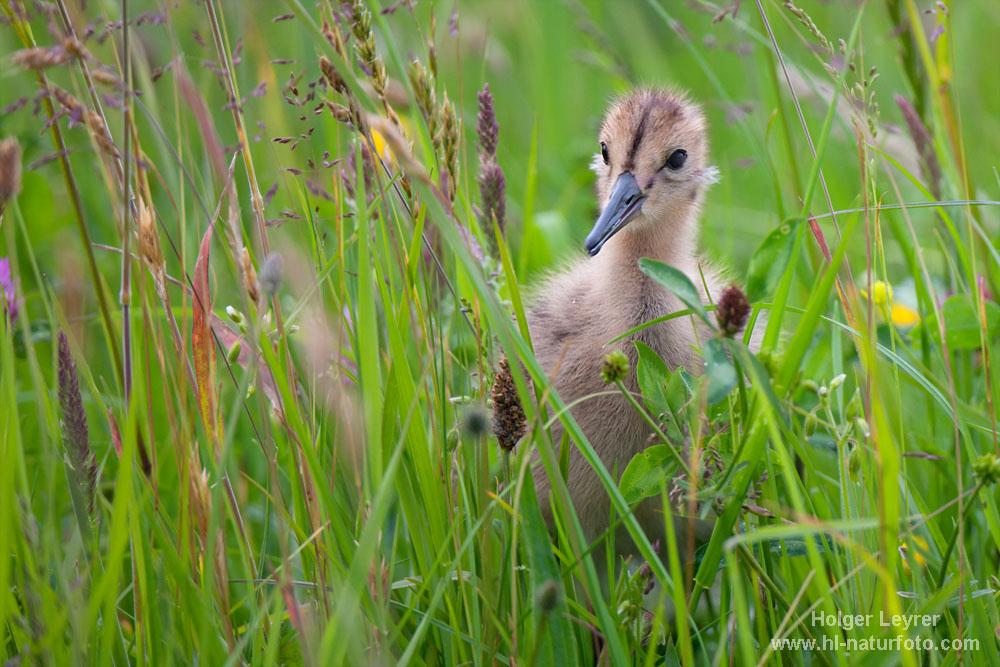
[11,45,70,70]
[0,138,23,203]
[85,111,120,160]
[319,55,346,94]
[490,356,526,452]
[52,87,84,115]
[326,100,352,123]
[715,285,751,337]
[241,247,261,307]
[89,68,122,87]
[136,199,166,297]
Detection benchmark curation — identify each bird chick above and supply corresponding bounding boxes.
[528,88,725,560]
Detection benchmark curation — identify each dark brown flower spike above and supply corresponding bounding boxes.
[490,356,526,452]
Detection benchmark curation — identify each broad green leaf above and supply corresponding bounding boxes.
[638,258,713,327]
[634,342,689,442]
[703,338,737,404]
[926,294,1000,351]
[745,218,800,302]
[634,340,670,416]
[667,368,693,414]
[619,445,678,504]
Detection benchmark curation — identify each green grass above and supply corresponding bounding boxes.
[2,0,1000,664]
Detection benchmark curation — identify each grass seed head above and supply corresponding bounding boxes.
[85,111,120,160]
[57,331,97,517]
[241,247,261,307]
[352,0,388,98]
[782,1,832,53]
[326,100,352,124]
[0,137,23,204]
[136,199,166,297]
[10,38,88,71]
[322,20,348,59]
[476,84,498,160]
[490,356,526,452]
[477,162,506,237]
[407,58,438,140]
[439,93,459,200]
[319,55,347,94]
[474,84,506,239]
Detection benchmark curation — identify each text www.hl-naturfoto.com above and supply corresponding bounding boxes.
[770,636,980,653]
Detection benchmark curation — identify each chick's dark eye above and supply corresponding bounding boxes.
[665,149,687,170]
[600,142,609,165]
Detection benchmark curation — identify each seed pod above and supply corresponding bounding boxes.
[226,339,242,365]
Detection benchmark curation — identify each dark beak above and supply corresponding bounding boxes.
[585,172,646,256]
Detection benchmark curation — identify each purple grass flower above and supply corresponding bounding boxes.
[475,83,506,240]
[0,257,18,324]
[476,84,498,160]
[57,331,97,517]
[477,163,506,234]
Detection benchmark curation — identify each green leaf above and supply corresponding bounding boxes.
[634,340,670,416]
[638,258,713,327]
[634,342,689,442]
[745,218,800,302]
[667,368,693,414]
[926,294,1000,351]
[703,338,737,404]
[619,445,678,504]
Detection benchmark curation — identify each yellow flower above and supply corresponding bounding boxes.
[889,303,920,328]
[860,280,920,328]
[860,280,892,306]
[899,535,929,573]
[370,115,412,167]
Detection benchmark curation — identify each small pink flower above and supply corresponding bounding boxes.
[0,256,19,324]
